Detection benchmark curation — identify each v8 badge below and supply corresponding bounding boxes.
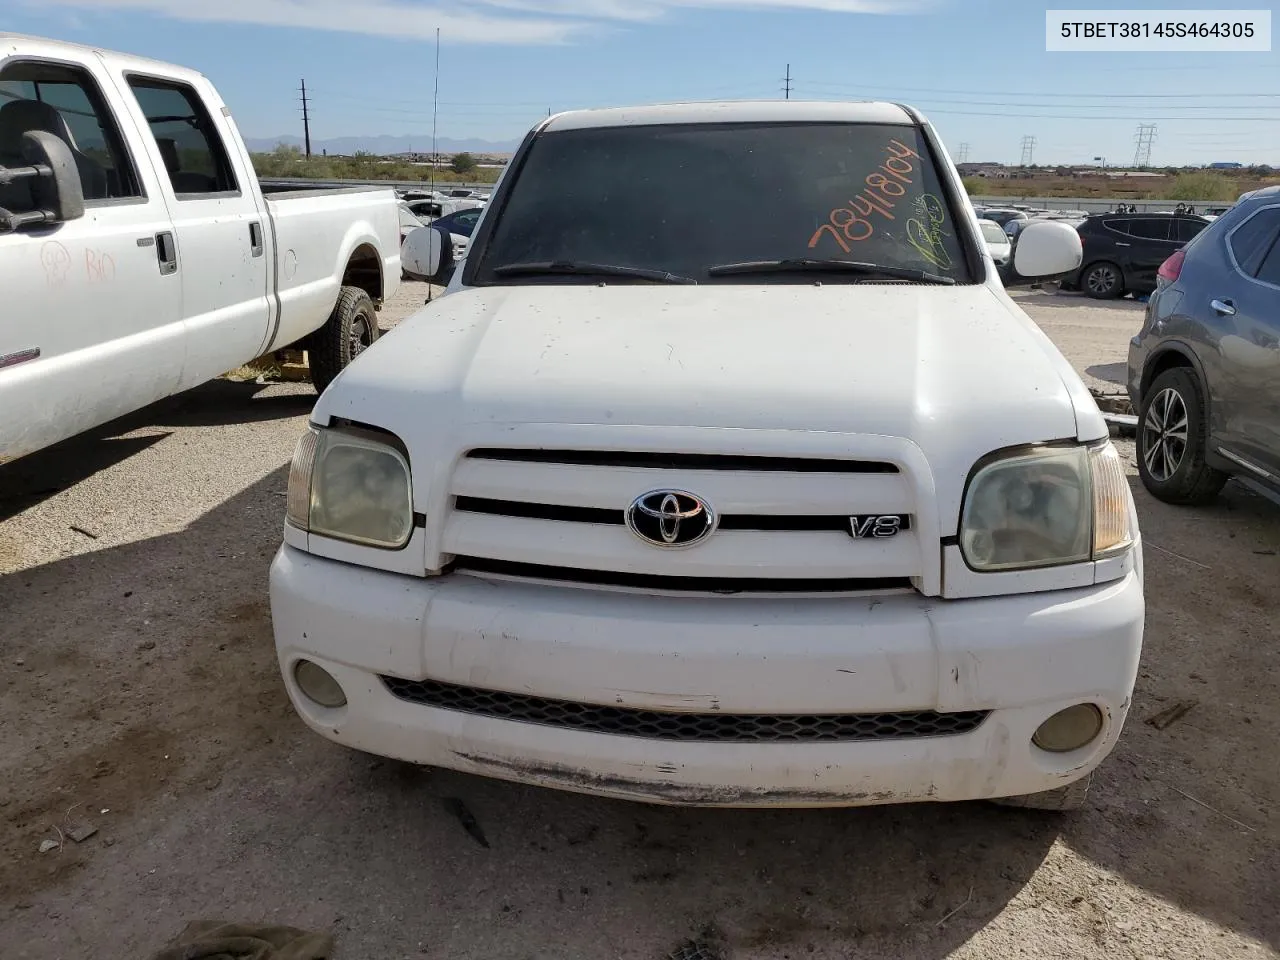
[849,515,909,539]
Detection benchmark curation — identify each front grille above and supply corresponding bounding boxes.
[450,556,912,594]
[453,496,884,533]
[465,449,898,474]
[446,445,921,585]
[381,676,989,743]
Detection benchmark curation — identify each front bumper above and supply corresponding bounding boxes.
[269,546,1144,807]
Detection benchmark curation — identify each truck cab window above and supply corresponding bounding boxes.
[127,78,238,197]
[0,61,141,211]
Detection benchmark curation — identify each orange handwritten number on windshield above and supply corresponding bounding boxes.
[809,223,851,253]
[831,208,873,242]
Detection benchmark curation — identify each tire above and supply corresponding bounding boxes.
[993,774,1092,812]
[1136,367,1227,505]
[308,286,380,394]
[1082,261,1123,299]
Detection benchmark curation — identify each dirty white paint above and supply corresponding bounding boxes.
[0,35,401,462]
[269,103,1144,808]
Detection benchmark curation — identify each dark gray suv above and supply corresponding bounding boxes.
[1127,186,1280,505]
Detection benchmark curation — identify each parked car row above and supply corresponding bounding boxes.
[397,201,478,279]
[1067,212,1211,299]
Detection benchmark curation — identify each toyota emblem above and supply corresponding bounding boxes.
[626,490,716,548]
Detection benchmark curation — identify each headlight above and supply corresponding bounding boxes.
[960,442,1133,572]
[286,425,414,549]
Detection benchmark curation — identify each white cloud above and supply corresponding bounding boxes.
[36,0,933,45]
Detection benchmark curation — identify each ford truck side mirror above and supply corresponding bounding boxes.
[0,131,85,232]
[402,223,449,281]
[1010,220,1081,281]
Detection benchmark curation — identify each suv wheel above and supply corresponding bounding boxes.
[1137,367,1227,504]
[1083,261,1123,299]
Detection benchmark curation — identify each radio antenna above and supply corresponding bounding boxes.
[430,27,440,196]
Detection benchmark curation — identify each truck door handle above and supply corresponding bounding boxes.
[1211,298,1237,317]
[249,221,263,257]
[156,231,178,276]
[1115,242,1131,247]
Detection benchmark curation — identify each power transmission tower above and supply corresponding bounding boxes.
[299,79,312,158]
[1020,135,1036,167]
[1133,123,1157,168]
[783,64,792,100]
[957,142,971,163]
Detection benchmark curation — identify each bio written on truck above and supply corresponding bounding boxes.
[0,34,402,463]
[272,101,1143,811]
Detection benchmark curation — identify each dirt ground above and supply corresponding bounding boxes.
[1,284,1277,960]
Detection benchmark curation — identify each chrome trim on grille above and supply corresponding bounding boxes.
[465,449,898,474]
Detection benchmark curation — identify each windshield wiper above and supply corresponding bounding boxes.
[491,261,697,284]
[706,259,955,285]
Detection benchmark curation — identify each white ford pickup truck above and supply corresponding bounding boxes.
[0,35,400,462]
[270,101,1144,810]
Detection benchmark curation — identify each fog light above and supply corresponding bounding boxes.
[1033,704,1103,753]
[294,659,347,708]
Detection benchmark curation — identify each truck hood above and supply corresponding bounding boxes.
[315,283,1103,526]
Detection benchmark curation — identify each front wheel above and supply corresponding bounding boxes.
[1083,261,1123,299]
[1136,367,1227,504]
[308,286,380,394]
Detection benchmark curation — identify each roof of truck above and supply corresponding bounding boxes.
[543,100,919,131]
[1,33,198,77]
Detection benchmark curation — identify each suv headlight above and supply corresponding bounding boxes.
[960,442,1133,571]
[286,425,414,549]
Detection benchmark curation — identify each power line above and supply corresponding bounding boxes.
[905,107,1280,121]
[824,95,1280,112]
[1020,134,1037,166]
[797,79,1280,99]
[299,79,312,158]
[1134,123,1158,167]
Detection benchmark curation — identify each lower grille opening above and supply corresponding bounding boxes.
[381,676,990,743]
[450,556,912,594]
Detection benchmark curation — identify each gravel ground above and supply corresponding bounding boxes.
[1,284,1277,960]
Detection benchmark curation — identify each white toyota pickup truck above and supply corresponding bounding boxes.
[0,34,400,462]
[271,102,1144,810]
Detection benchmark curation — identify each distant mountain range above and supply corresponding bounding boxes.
[243,134,519,156]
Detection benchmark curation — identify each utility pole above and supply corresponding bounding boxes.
[957,142,971,163]
[1133,123,1157,168]
[783,64,792,100]
[299,79,312,158]
[1020,134,1036,167]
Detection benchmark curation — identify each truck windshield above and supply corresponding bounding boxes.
[472,122,973,285]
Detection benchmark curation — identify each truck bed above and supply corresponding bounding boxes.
[263,185,402,352]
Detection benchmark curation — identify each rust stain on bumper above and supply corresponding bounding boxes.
[452,751,908,807]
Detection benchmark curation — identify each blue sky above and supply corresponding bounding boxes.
[10,0,1280,164]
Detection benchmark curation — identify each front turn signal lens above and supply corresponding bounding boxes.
[1089,441,1133,556]
[286,427,319,531]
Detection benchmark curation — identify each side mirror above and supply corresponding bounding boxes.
[1011,220,1081,280]
[401,224,450,281]
[0,131,85,230]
